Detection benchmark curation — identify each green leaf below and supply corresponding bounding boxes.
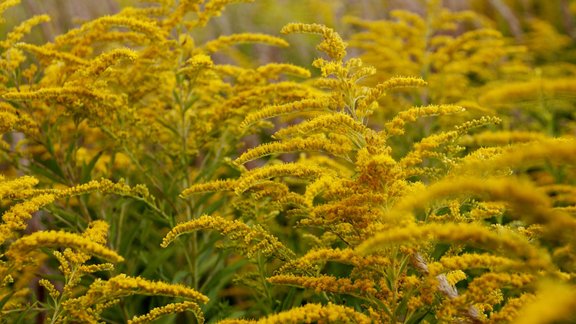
[140,247,175,278]
[81,150,103,183]
[29,157,66,183]
[0,291,15,311]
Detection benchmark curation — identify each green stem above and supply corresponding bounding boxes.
[257,253,273,313]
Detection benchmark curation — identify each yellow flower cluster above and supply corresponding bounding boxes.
[162,215,295,261]
[0,102,39,137]
[241,98,331,128]
[268,274,377,297]
[63,274,208,322]
[0,185,118,318]
[77,48,138,78]
[194,0,255,27]
[56,178,150,199]
[347,3,528,116]
[0,174,38,199]
[2,86,124,124]
[15,42,89,65]
[357,223,551,270]
[233,163,328,194]
[272,112,367,140]
[0,194,55,244]
[220,303,371,324]
[255,63,311,80]
[180,53,214,76]
[105,274,209,302]
[6,230,124,263]
[385,104,465,136]
[203,33,289,53]
[61,220,111,265]
[395,177,576,240]
[128,301,204,324]
[0,0,20,19]
[281,23,347,61]
[513,281,576,324]
[234,136,352,165]
[428,254,523,275]
[0,14,50,49]
[277,247,389,275]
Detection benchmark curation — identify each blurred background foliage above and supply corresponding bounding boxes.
[5,0,576,63]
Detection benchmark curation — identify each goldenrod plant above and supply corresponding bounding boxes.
[347,0,576,136]
[0,0,575,322]
[345,0,531,124]
[0,175,207,322]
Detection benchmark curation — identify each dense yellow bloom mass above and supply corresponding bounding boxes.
[0,103,39,136]
[6,230,124,263]
[0,194,55,244]
[56,178,150,199]
[459,138,576,174]
[428,254,524,275]
[104,274,209,302]
[256,63,311,80]
[181,178,238,197]
[513,281,576,324]
[233,163,328,194]
[385,104,465,136]
[219,303,371,324]
[357,222,551,270]
[395,177,576,239]
[268,274,377,297]
[459,130,550,146]
[2,86,124,124]
[38,279,60,299]
[277,248,389,274]
[241,98,331,127]
[162,215,294,261]
[78,48,138,77]
[234,136,352,165]
[273,113,367,139]
[64,15,167,42]
[203,33,289,53]
[62,274,208,322]
[62,220,111,265]
[0,175,38,199]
